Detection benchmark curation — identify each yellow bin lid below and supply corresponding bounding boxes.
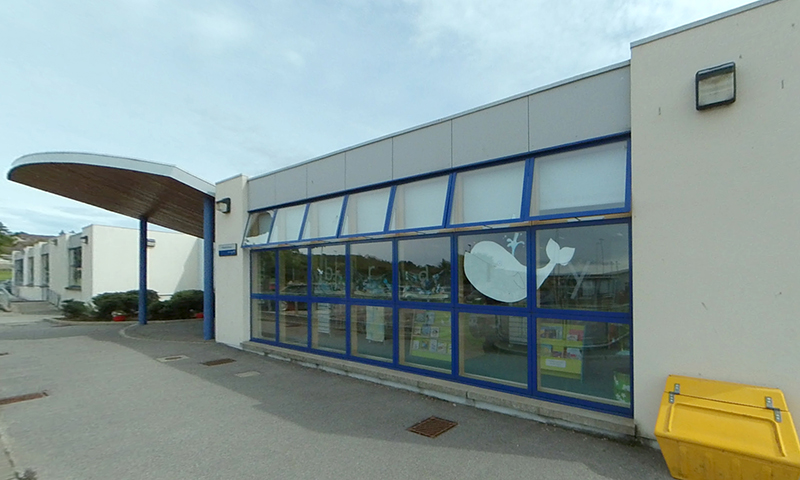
[665,375,789,411]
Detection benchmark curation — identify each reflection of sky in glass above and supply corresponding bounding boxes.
[398,236,449,267]
[350,241,392,262]
[537,224,628,272]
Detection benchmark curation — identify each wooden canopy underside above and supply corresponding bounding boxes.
[8,157,213,238]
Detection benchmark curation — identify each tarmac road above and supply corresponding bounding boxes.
[0,313,671,480]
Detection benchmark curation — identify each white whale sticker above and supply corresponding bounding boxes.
[463,238,574,303]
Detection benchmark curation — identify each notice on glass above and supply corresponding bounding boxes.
[409,311,451,361]
[366,306,385,342]
[317,303,331,334]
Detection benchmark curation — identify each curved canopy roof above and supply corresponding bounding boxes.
[8,152,215,238]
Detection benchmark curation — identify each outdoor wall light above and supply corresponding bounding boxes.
[696,62,736,110]
[216,197,231,214]
[147,238,156,248]
[80,236,89,244]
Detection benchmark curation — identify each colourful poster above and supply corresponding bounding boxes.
[408,311,451,361]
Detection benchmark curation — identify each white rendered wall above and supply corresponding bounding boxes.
[631,0,800,439]
[214,175,250,348]
[87,225,202,299]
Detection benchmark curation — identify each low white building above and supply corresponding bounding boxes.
[11,224,203,305]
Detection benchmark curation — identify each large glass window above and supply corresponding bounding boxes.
[243,211,274,246]
[279,301,308,346]
[41,254,49,287]
[531,141,628,217]
[252,250,276,294]
[537,318,630,407]
[270,204,306,243]
[252,299,276,341]
[341,187,391,235]
[68,247,82,288]
[389,176,449,230]
[302,197,343,240]
[450,161,525,225]
[459,313,528,387]
[399,309,452,373]
[27,257,34,286]
[350,305,393,362]
[311,303,346,353]
[458,230,527,307]
[14,259,23,286]
[349,242,392,300]
[279,249,309,296]
[398,236,451,303]
[536,223,630,312]
[311,245,345,297]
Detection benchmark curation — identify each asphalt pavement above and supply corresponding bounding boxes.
[0,312,672,480]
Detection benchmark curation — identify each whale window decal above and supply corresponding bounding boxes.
[464,235,574,303]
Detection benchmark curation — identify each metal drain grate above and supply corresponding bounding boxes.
[202,358,235,366]
[0,352,8,356]
[407,416,458,438]
[157,355,188,362]
[0,392,48,406]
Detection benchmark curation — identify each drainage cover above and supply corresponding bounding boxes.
[0,392,48,406]
[407,416,458,438]
[0,352,8,356]
[157,355,188,362]
[202,358,235,366]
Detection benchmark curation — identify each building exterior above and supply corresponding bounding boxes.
[11,225,203,305]
[210,0,800,443]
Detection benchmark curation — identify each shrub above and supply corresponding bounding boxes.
[91,290,159,320]
[61,300,90,319]
[149,290,204,320]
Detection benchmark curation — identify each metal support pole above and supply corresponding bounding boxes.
[203,196,215,340]
[138,216,148,325]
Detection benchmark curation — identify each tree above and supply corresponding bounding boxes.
[0,221,16,256]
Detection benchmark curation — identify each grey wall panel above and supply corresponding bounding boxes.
[247,174,276,211]
[273,165,308,206]
[345,138,392,189]
[529,66,630,151]
[392,121,452,179]
[307,153,345,198]
[452,98,528,167]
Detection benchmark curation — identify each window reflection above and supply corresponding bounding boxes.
[252,299,276,341]
[450,162,525,225]
[390,176,449,230]
[252,250,276,295]
[303,197,343,240]
[270,204,306,243]
[350,305,393,362]
[537,318,631,406]
[279,249,309,296]
[398,237,451,303]
[458,231,527,307]
[341,188,391,235]
[311,245,345,297]
[459,313,528,387]
[350,242,393,300]
[536,223,630,312]
[244,211,274,246]
[279,301,308,346]
[311,303,346,353]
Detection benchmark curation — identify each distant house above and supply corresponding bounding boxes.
[11,224,203,305]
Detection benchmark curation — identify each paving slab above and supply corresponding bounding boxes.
[0,318,671,480]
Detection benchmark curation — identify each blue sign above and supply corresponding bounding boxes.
[218,243,237,257]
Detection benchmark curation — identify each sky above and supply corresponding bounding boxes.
[0,0,752,235]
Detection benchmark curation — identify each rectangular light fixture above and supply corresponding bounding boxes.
[216,197,231,214]
[696,62,735,110]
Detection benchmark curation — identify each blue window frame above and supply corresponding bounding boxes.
[247,134,633,416]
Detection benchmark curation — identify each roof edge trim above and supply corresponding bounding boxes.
[9,152,215,196]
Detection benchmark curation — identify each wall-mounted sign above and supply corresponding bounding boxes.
[218,243,238,257]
